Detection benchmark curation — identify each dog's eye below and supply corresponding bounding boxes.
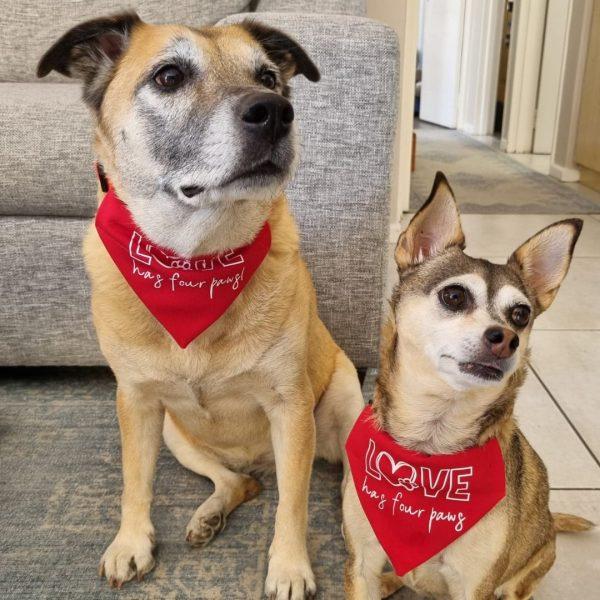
[511,305,531,327]
[260,70,277,90]
[439,285,470,312]
[154,65,185,89]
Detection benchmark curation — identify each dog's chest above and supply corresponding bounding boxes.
[164,368,275,412]
[161,370,276,450]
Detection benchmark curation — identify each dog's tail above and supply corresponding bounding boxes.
[552,512,594,533]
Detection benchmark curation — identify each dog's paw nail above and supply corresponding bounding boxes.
[265,556,316,600]
[100,530,155,587]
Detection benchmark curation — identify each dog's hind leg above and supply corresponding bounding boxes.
[163,412,261,547]
[495,540,556,600]
[314,351,365,484]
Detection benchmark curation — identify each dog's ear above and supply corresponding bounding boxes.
[241,20,320,82]
[395,172,465,270]
[508,219,582,312]
[37,12,141,110]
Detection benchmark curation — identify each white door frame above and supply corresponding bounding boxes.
[533,0,570,154]
[549,0,594,182]
[456,0,505,136]
[501,0,548,154]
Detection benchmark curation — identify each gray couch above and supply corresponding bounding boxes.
[0,0,399,369]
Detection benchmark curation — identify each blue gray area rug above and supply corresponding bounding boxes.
[0,367,418,599]
[411,122,600,214]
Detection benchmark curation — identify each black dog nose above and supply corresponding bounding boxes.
[239,92,294,143]
[484,326,519,359]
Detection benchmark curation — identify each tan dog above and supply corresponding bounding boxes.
[38,13,364,596]
[342,174,592,599]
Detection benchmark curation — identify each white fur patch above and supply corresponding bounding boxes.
[494,284,530,314]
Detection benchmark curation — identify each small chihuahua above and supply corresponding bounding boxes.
[342,173,592,600]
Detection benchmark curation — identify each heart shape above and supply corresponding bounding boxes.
[375,452,419,491]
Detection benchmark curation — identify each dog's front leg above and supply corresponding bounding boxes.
[264,381,316,599]
[342,479,390,599]
[99,385,164,588]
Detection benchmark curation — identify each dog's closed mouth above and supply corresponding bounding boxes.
[222,160,283,188]
[177,161,284,201]
[458,361,504,381]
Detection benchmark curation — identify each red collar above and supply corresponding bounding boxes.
[345,406,506,575]
[94,182,271,348]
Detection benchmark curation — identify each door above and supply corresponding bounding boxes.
[420,0,466,128]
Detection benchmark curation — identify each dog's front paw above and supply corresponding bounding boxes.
[265,551,316,599]
[99,528,156,588]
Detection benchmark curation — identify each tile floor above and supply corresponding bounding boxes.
[386,213,600,599]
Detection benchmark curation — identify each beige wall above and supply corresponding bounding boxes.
[367,0,407,25]
[575,0,600,175]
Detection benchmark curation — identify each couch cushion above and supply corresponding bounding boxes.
[256,0,365,15]
[0,217,103,366]
[1,0,251,82]
[1,13,399,368]
[0,83,97,217]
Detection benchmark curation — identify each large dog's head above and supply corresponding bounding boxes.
[381,172,581,409]
[38,13,319,255]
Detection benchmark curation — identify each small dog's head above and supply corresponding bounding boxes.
[37,13,319,254]
[389,172,582,393]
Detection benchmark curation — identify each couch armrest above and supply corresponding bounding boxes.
[219,12,399,368]
[252,0,366,15]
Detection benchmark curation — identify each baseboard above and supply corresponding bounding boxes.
[549,162,580,182]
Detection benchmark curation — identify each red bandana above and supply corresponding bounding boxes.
[94,186,271,348]
[345,406,505,575]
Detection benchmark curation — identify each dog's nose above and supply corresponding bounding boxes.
[239,92,294,143]
[483,327,519,359]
